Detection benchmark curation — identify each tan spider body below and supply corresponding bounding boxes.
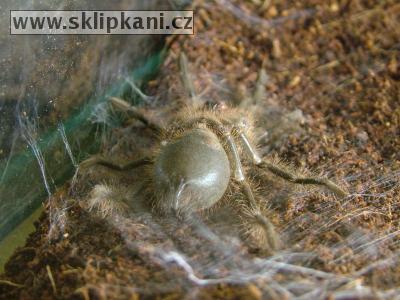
[81,98,346,253]
[80,54,347,253]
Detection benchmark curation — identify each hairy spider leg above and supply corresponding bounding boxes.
[182,116,282,252]
[76,98,157,179]
[109,97,164,134]
[239,68,269,108]
[235,128,348,198]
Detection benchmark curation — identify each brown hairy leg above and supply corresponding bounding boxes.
[109,97,164,134]
[236,128,348,198]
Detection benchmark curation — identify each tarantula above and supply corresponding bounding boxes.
[79,56,347,253]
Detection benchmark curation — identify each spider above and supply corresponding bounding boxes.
[79,56,347,254]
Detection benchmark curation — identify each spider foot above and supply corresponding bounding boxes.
[244,212,282,255]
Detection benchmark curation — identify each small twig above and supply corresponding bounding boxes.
[310,60,340,73]
[0,279,25,288]
[61,268,81,275]
[46,265,57,294]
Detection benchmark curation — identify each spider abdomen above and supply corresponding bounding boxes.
[153,128,230,212]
